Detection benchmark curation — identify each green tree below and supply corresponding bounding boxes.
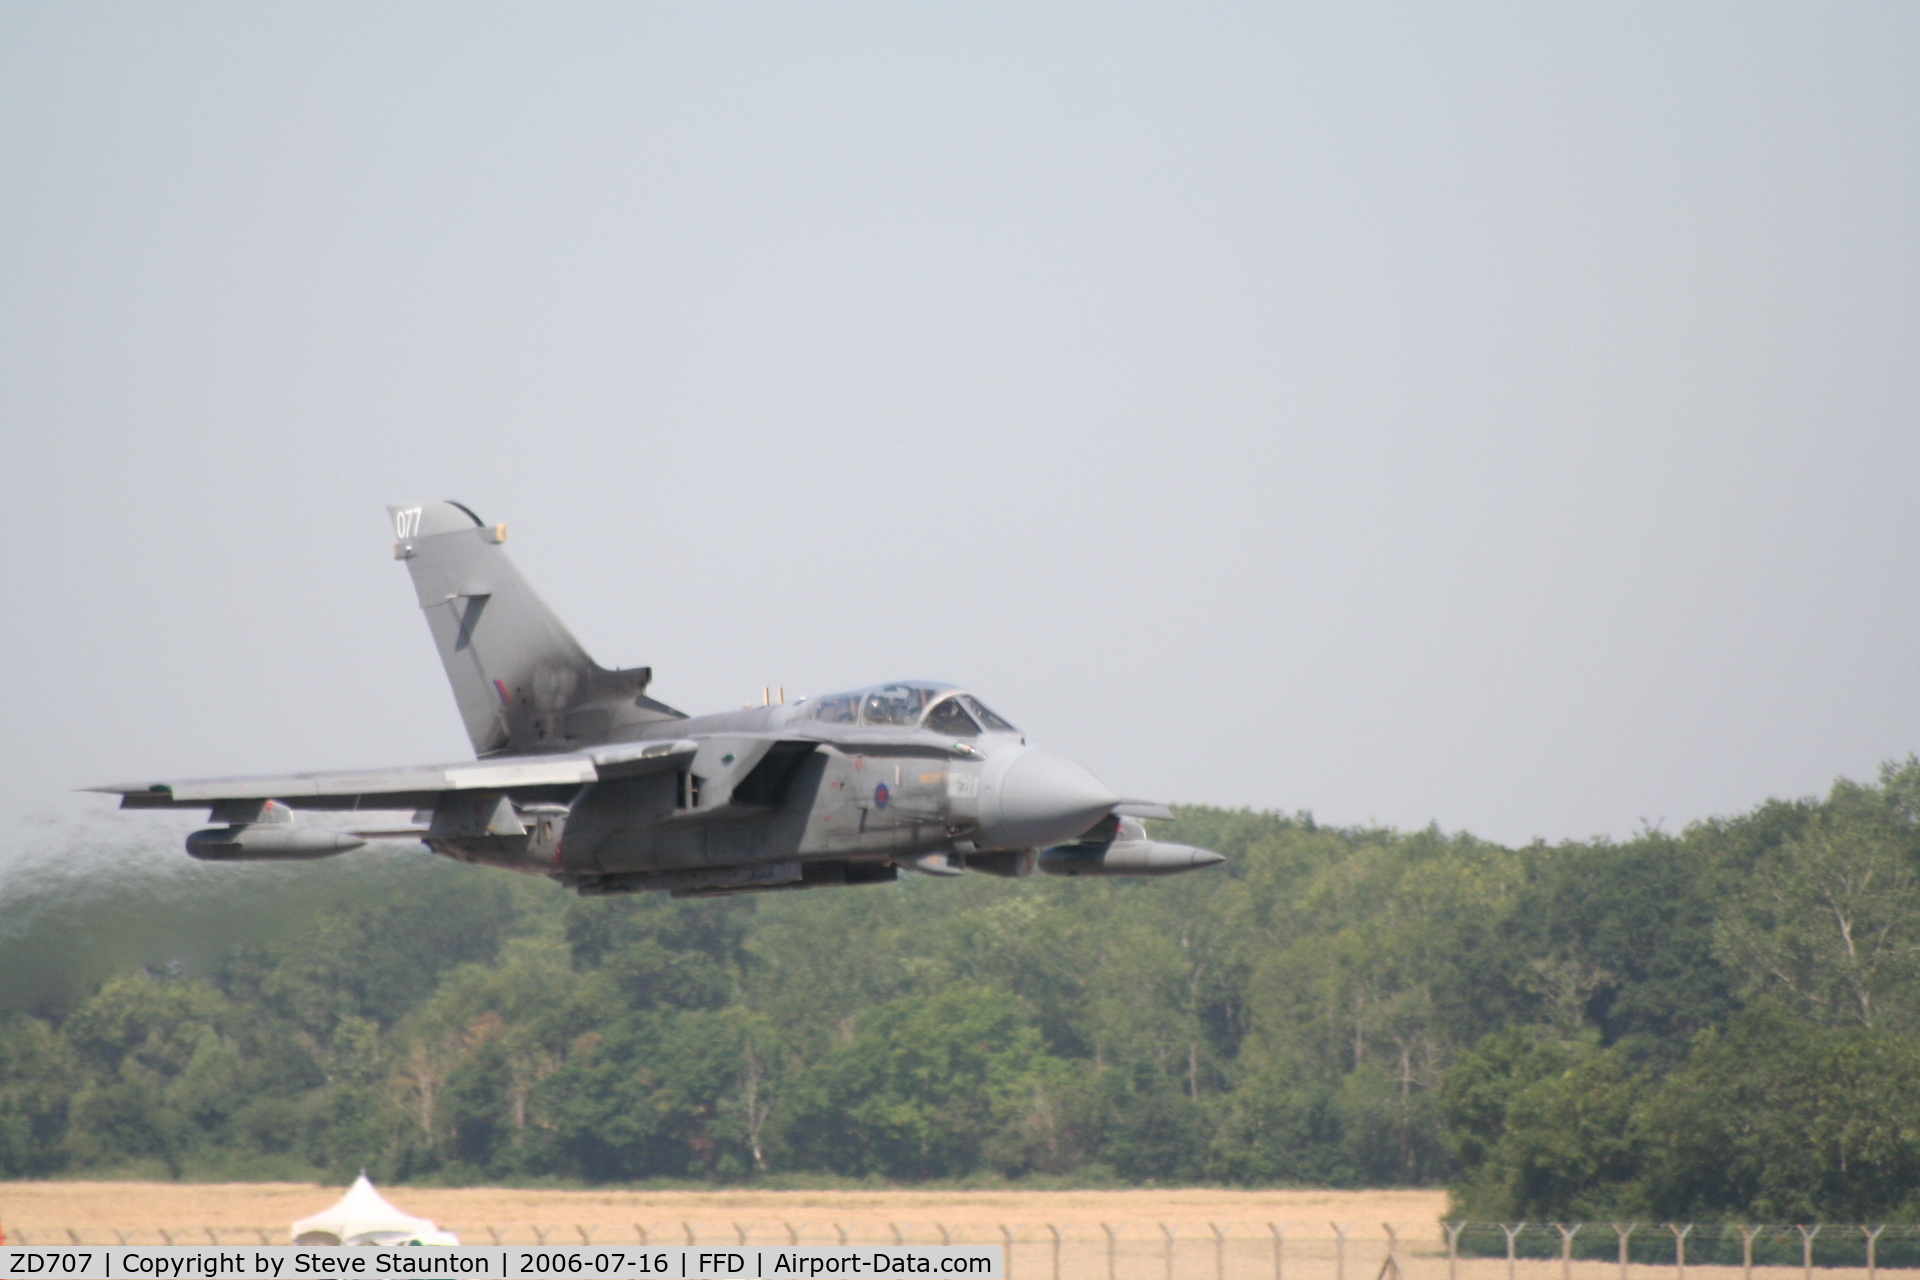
[530,1007,751,1180]
[0,1016,77,1175]
[1226,827,1515,1184]
[565,893,752,1013]
[1439,1026,1585,1172]
[1448,1041,1648,1220]
[397,934,613,1176]
[1638,1003,1920,1221]
[1501,833,1734,1047]
[1714,770,1920,1031]
[245,870,521,1039]
[62,971,243,1176]
[773,984,1061,1179]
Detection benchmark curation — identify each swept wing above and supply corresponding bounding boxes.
[91,739,699,812]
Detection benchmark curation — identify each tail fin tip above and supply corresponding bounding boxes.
[384,501,679,754]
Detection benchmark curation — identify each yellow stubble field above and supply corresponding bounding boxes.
[0,1184,1869,1280]
[0,1182,1444,1243]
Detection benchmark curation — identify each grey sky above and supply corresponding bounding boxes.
[4,3,1917,861]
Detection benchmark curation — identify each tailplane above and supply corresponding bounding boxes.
[388,502,679,755]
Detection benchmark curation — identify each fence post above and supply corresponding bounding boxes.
[1384,1225,1401,1280]
[1335,1223,1350,1280]
[682,1224,694,1247]
[736,1224,749,1247]
[893,1226,906,1246]
[1796,1225,1820,1280]
[1105,1225,1119,1280]
[1445,1223,1465,1280]
[1666,1225,1691,1280]
[635,1226,648,1246]
[1502,1224,1522,1280]
[580,1227,595,1245]
[1613,1224,1636,1280]
[1864,1225,1885,1280]
[1213,1225,1228,1280]
[786,1224,799,1247]
[1052,1224,1064,1280]
[1270,1223,1287,1280]
[1557,1224,1582,1280]
[941,1226,953,1247]
[1003,1227,1015,1280]
[1736,1226,1757,1280]
[837,1226,849,1247]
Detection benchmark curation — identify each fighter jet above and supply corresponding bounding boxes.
[93,502,1225,897]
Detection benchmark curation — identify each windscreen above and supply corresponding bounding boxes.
[924,696,981,737]
[961,694,1017,732]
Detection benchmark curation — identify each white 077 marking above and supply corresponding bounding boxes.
[395,507,423,539]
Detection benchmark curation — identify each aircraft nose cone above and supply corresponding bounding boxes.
[1192,848,1226,868]
[982,749,1120,849]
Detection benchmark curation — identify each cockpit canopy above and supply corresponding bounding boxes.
[804,682,1018,736]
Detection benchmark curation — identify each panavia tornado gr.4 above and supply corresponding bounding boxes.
[93,502,1225,897]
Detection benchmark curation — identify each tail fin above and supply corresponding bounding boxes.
[388,502,680,755]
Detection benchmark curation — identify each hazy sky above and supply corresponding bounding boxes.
[4,3,1918,865]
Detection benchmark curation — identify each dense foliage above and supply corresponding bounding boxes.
[6,762,1920,1220]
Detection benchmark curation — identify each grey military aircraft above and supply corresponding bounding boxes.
[94,502,1225,897]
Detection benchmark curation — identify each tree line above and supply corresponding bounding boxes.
[5,762,1920,1221]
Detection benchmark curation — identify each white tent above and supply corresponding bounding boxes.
[290,1174,458,1245]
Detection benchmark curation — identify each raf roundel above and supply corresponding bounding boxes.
[873,782,890,810]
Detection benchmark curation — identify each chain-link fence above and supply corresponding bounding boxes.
[5,1223,1918,1279]
[1449,1223,1920,1279]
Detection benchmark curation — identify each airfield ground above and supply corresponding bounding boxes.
[0,1182,1444,1242]
[0,1184,1876,1280]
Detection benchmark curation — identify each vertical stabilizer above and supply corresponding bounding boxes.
[388,502,678,755]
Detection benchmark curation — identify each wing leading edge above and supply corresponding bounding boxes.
[86,725,934,816]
